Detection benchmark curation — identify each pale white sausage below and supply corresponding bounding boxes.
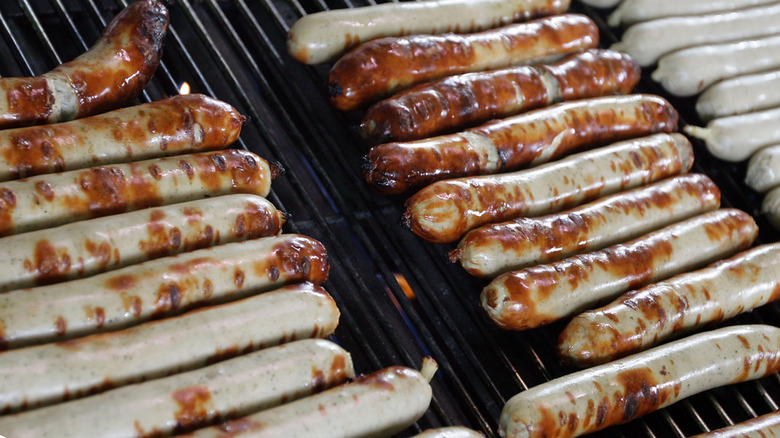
[689,410,780,438]
[760,185,780,230]
[413,427,486,438]
[745,144,780,192]
[578,0,621,8]
[685,106,780,162]
[697,70,780,121]
[608,0,778,27]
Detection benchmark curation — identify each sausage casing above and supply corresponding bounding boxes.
[364,94,678,195]
[696,70,780,122]
[499,325,780,438]
[559,242,780,367]
[453,174,720,278]
[608,0,778,27]
[0,339,354,438]
[0,0,168,129]
[685,106,780,162]
[287,0,571,65]
[761,185,780,230]
[360,49,641,144]
[481,209,757,330]
[403,133,693,243]
[689,410,780,438]
[745,144,780,192]
[0,282,340,413]
[328,14,598,111]
[0,149,278,237]
[184,366,433,438]
[0,94,245,181]
[0,234,329,349]
[0,194,285,292]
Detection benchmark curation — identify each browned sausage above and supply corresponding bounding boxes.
[0,94,244,181]
[360,49,641,144]
[0,0,168,129]
[364,94,678,195]
[328,14,599,111]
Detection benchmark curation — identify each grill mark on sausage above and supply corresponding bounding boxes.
[24,240,72,285]
[0,188,15,236]
[172,386,212,433]
[2,77,52,127]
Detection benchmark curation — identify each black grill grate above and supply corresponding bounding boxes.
[0,1,777,436]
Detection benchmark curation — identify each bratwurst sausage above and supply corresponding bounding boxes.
[0,149,279,237]
[0,282,340,413]
[365,94,678,196]
[746,144,780,193]
[328,14,598,111]
[607,0,778,27]
[0,94,244,181]
[0,194,285,292]
[360,49,641,144]
[287,0,572,65]
[559,242,780,367]
[689,410,780,438]
[696,70,780,122]
[481,209,757,331]
[0,234,329,349]
[685,106,780,162]
[0,0,168,129]
[452,174,720,278]
[499,324,780,438]
[403,133,693,243]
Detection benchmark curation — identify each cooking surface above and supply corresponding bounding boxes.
[1,0,778,436]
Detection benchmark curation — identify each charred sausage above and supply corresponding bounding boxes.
[0,149,279,237]
[481,209,757,331]
[0,234,329,349]
[0,194,285,292]
[287,0,572,65]
[0,282,340,413]
[452,174,720,278]
[559,242,780,367]
[0,0,168,129]
[0,94,245,181]
[0,339,354,438]
[328,14,598,111]
[365,94,678,196]
[499,325,780,438]
[403,133,693,243]
[360,49,641,144]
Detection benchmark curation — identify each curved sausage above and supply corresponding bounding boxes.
[0,94,245,181]
[403,133,694,244]
[365,94,678,196]
[745,144,780,193]
[183,366,433,438]
[360,49,641,144]
[328,14,598,111]
[608,0,778,27]
[696,70,780,122]
[651,34,780,97]
[689,410,780,438]
[0,282,340,414]
[499,325,780,438]
[0,234,329,349]
[287,0,572,65]
[684,106,780,162]
[559,242,780,367]
[0,339,354,438]
[0,0,168,129]
[453,174,720,278]
[0,194,285,292]
[611,4,780,67]
[0,149,279,237]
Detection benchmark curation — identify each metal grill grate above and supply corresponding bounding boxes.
[0,1,777,436]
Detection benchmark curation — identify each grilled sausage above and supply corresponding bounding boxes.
[453,174,720,278]
[183,365,435,438]
[0,94,244,181]
[611,4,780,67]
[689,410,780,438]
[684,107,780,162]
[578,0,620,8]
[745,144,780,193]
[481,209,757,331]
[328,14,598,111]
[608,0,778,27]
[760,185,780,230]
[696,70,780,122]
[366,94,678,196]
[403,133,693,244]
[0,282,340,413]
[0,194,285,292]
[287,0,572,65]
[0,339,354,438]
[360,49,641,144]
[413,427,486,438]
[0,234,329,349]
[559,242,780,367]
[651,34,780,97]
[0,0,168,129]
[0,149,279,237]
[499,324,780,438]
